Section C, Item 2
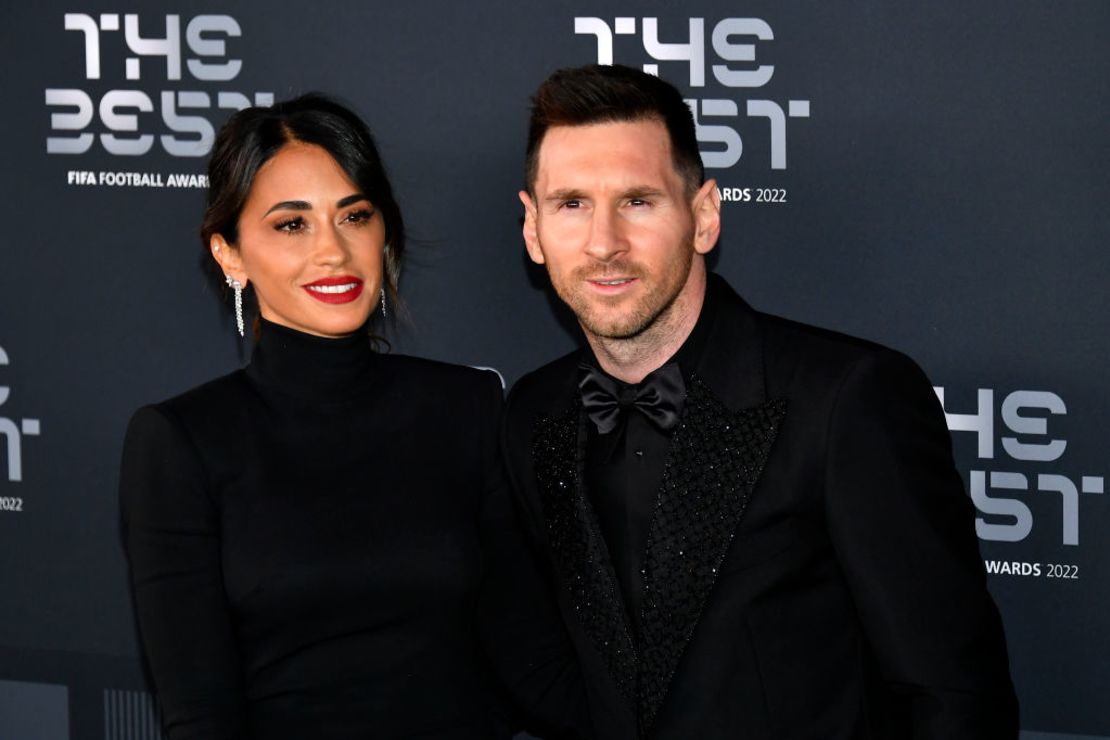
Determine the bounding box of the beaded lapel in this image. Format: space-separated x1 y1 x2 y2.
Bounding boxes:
532 401 640 706
637 377 786 731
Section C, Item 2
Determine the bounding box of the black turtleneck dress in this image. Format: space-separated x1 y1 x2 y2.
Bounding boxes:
120 321 581 740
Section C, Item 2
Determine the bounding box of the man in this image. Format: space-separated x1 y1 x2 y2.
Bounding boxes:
502 64 1018 739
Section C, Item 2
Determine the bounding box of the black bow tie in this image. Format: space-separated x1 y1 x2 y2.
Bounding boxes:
577 361 686 434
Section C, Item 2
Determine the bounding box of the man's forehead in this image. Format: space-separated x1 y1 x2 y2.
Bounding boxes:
534 118 679 189
538 117 671 152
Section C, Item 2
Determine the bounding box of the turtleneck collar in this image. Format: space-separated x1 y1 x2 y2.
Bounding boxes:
246 318 377 402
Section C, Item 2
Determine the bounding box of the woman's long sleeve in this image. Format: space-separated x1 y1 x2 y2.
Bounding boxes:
119 405 248 740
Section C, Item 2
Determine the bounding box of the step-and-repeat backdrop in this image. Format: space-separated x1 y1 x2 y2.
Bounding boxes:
1 2 1107 738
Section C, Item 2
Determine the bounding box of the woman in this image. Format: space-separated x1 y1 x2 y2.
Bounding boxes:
119 95 584 740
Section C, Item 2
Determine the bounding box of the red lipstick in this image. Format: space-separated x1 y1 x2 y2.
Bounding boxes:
302 276 365 304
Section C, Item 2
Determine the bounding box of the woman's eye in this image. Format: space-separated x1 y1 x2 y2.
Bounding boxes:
275 216 305 233
344 208 375 224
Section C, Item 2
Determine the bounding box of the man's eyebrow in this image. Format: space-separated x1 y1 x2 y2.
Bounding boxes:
543 189 587 203
621 187 667 200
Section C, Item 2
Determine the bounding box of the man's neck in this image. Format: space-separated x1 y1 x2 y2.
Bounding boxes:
585 267 707 384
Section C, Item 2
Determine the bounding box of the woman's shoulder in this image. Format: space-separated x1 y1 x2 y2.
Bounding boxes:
119 373 254 529
125 369 252 449
145 368 251 419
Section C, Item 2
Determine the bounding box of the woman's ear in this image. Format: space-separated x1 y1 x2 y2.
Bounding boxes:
210 234 248 287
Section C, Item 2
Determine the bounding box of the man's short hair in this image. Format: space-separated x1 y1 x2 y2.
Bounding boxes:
525 64 705 196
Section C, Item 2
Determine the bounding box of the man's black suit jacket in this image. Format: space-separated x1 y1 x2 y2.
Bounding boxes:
502 275 1017 739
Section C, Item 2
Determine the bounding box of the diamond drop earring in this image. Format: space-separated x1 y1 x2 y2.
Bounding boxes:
225 275 244 337
380 287 387 318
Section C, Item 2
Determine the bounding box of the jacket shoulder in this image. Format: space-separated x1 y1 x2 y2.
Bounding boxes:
759 305 921 366
760 311 889 362
708 274 925 395
506 350 581 419
754 310 934 404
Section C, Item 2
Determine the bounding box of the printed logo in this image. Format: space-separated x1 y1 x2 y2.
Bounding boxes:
574 16 811 175
46 13 273 159
0 345 41 513
936 387 1104 548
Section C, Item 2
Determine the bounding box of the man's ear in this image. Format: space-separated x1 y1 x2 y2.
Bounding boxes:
209 234 248 286
518 190 545 265
691 179 722 256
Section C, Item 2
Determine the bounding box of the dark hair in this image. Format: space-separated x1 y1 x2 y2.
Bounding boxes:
201 93 405 312
524 64 704 195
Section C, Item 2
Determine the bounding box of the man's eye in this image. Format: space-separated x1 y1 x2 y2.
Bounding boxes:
562 199 582 210
628 198 650 207
275 216 305 232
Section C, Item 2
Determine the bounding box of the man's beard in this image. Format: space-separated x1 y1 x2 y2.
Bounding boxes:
548 243 695 342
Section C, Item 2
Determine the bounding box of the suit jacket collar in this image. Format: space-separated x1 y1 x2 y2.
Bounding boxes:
530 273 786 735
692 272 768 411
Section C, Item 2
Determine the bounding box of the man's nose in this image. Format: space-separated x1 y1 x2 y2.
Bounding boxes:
583 206 628 262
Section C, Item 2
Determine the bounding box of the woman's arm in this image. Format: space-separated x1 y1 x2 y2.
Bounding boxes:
119 405 248 740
